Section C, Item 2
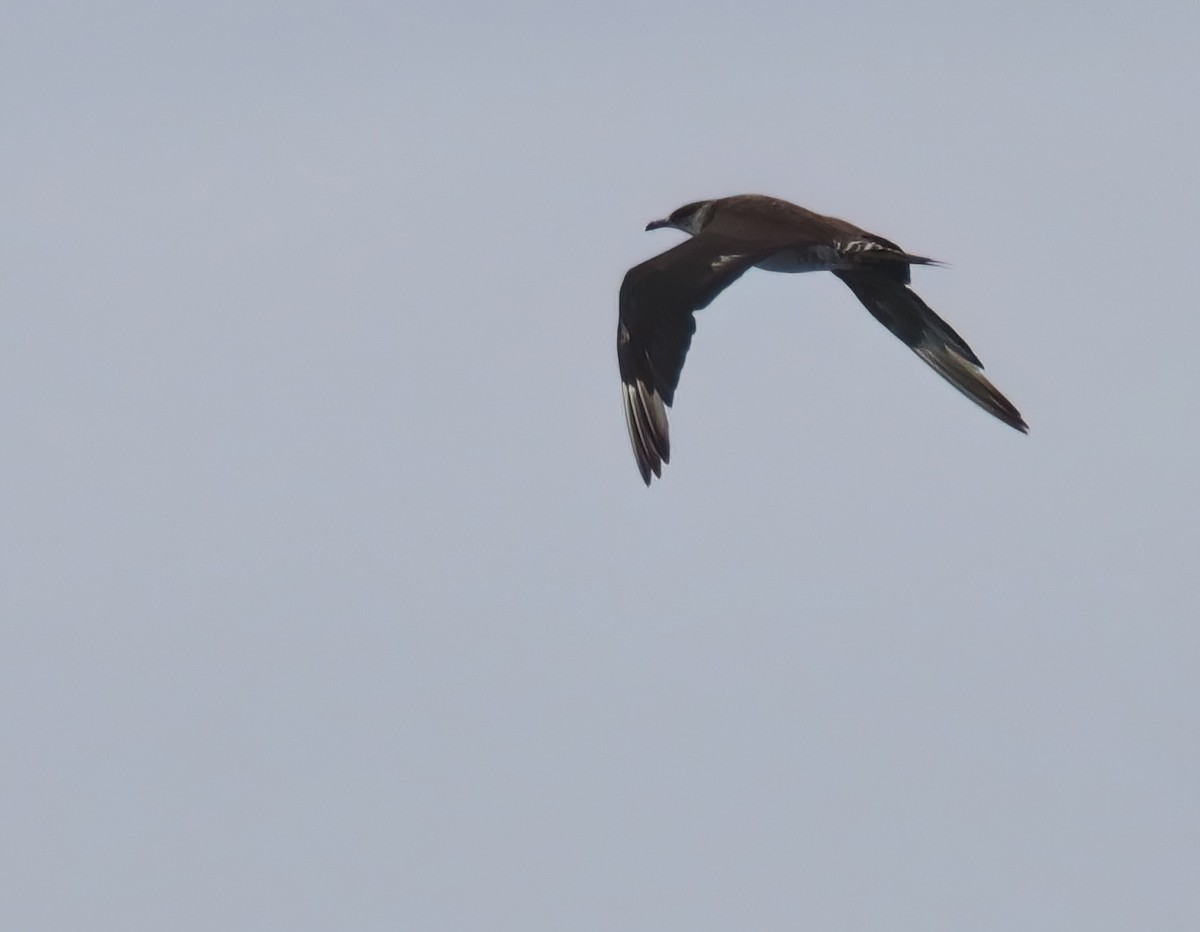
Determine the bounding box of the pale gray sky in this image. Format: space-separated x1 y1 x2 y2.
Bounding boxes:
4 2 1199 929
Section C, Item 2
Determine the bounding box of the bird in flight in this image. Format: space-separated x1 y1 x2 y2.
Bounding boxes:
617 194 1027 485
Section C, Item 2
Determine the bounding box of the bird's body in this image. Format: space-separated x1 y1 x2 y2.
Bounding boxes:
617 194 1027 485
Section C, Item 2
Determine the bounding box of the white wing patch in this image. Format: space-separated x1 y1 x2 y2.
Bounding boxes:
622 377 671 482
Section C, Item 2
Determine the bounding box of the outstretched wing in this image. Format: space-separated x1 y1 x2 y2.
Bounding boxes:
618 236 772 485
834 268 1028 433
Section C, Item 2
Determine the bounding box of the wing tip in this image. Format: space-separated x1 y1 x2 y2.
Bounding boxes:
914 343 1029 436
623 379 671 486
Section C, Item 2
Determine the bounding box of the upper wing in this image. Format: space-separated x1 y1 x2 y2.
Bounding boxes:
833 268 1028 432
618 236 772 485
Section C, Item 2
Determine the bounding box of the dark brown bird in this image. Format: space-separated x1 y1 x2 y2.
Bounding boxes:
618 194 1027 484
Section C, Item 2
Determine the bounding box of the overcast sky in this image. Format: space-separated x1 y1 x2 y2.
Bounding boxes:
4 2 1199 930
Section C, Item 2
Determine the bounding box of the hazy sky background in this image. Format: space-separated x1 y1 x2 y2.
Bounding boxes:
4 2 1199 929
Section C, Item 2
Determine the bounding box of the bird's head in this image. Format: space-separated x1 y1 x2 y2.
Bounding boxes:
645 200 715 236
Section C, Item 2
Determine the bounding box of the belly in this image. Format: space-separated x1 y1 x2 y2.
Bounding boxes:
754 245 841 273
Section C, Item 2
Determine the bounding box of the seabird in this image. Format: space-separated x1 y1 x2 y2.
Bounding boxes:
617 194 1027 484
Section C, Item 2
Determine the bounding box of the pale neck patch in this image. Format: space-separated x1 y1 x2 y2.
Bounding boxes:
685 201 715 235
672 201 715 236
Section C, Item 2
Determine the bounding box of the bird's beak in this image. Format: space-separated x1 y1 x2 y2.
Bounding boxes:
645 218 670 232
